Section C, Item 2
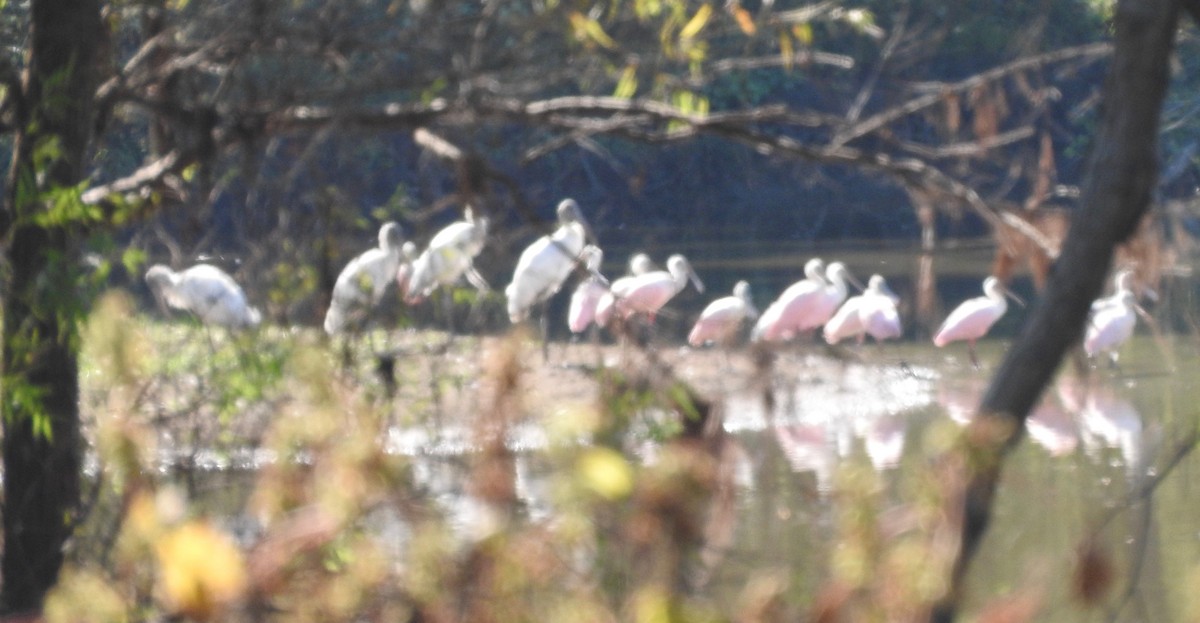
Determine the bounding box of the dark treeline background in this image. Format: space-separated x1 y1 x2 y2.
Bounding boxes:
1 0 1197 327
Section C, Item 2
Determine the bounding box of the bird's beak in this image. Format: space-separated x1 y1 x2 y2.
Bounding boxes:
1003 286 1026 308
572 211 598 247
846 271 865 292
689 267 705 294
878 281 900 304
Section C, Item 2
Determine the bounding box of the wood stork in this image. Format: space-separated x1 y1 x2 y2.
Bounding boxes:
505 198 593 323
324 221 406 336
145 263 262 329
404 207 490 304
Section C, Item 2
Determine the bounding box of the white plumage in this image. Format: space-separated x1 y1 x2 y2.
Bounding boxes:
145 263 262 329
404 208 490 304
1084 270 1140 362
324 221 406 335
506 198 592 323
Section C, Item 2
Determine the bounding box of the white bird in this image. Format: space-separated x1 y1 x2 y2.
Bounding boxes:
751 258 827 342
1085 284 1139 365
933 276 1023 368
594 252 655 328
567 245 608 334
505 198 593 323
688 280 758 347
823 274 901 345
324 221 406 335
145 263 262 329
404 208 490 304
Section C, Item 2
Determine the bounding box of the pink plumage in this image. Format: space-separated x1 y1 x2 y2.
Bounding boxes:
688 281 756 346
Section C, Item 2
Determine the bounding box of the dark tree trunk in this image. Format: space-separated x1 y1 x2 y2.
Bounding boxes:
1 0 104 613
930 0 1181 620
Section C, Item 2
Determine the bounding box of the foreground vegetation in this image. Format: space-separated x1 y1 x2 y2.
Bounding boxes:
55 291 981 621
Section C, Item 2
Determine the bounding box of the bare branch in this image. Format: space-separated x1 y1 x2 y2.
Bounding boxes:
81 150 189 205
834 42 1112 148
929 3 1180 621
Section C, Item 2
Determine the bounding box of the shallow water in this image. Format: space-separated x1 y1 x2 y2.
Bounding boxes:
125 240 1200 618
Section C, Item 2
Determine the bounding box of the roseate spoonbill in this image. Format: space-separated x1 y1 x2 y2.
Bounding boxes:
594 252 655 328
1084 289 1138 365
505 198 594 324
1084 268 1156 366
688 280 758 347
605 253 704 322
823 274 901 345
567 245 608 334
807 262 863 331
751 258 826 342
394 241 419 297
145 263 262 329
933 276 1024 368
404 207 490 304
324 221 406 335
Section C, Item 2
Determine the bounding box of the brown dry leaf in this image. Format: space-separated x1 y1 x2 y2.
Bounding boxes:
943 91 962 135
970 84 999 144
732 5 756 35
1073 540 1115 606
1026 131 1056 210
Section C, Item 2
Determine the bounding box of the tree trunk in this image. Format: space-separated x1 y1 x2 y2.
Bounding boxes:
1 0 104 613
930 0 1180 620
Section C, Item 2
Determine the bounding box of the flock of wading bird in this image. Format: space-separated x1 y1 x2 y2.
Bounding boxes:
143 199 1154 370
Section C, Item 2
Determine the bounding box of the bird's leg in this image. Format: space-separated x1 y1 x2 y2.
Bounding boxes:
441 288 457 335
464 266 492 293
968 341 981 370
540 301 551 363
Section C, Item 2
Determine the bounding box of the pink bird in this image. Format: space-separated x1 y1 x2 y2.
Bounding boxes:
806 262 861 331
594 253 654 328
933 276 1024 368
606 253 704 322
823 274 901 345
688 280 758 347
753 259 861 342
751 258 826 342
567 245 607 334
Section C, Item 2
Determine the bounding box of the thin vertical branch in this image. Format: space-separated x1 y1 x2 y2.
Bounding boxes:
930 0 1182 620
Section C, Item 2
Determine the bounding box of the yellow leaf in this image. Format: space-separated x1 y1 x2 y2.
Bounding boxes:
614 65 639 99
577 447 633 500
679 3 713 40
570 11 617 49
733 6 756 35
779 31 795 71
156 521 247 620
792 22 813 46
